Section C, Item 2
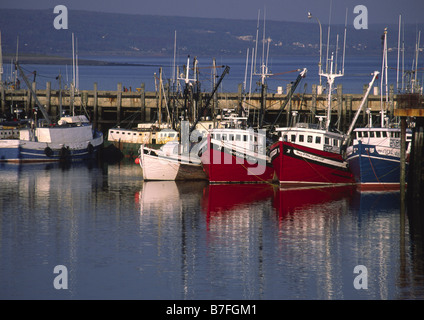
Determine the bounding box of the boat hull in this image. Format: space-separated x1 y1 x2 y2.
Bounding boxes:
270 141 355 186
200 137 275 183
140 151 207 181
0 131 103 163
346 141 408 190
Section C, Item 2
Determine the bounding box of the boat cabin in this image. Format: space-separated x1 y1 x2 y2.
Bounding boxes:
276 123 346 154
352 127 412 149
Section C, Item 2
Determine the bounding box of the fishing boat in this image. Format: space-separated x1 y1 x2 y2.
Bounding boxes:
346 127 412 189
105 123 178 159
198 113 275 183
0 115 103 163
345 29 413 190
138 140 207 181
269 57 378 186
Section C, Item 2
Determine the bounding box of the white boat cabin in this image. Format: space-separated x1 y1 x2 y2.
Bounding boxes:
276 123 346 154
210 128 266 154
352 127 412 149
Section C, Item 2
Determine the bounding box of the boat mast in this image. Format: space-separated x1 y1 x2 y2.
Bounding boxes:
320 53 343 131
380 28 388 127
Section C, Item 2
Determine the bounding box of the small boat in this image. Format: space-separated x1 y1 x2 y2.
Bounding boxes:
0 115 103 163
138 140 207 181
346 126 412 189
0 62 103 163
105 123 178 159
198 114 275 183
269 57 378 187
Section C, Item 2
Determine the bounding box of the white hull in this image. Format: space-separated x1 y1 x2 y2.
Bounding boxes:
140 144 207 181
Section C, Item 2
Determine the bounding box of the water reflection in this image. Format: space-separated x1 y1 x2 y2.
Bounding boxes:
1 162 424 299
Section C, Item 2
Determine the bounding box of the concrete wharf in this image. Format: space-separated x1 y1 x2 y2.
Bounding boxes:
1 81 401 133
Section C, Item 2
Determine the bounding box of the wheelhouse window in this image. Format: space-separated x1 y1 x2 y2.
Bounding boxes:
299 135 304 142
291 134 296 142
325 137 330 145
315 136 321 144
307 135 313 143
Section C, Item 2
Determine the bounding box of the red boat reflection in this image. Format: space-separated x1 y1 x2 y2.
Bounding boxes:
202 183 274 217
273 184 357 220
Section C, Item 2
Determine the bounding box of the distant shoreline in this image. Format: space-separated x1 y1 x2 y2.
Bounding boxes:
2 54 162 67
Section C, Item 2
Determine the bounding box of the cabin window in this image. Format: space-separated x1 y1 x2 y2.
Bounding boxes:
110 131 114 133
282 134 288 142
382 131 387 138
291 134 296 142
333 139 338 147
222 134 227 140
236 134 241 141
299 135 304 142
315 136 321 144
394 132 400 138
357 132 362 138
254 136 258 142
375 131 381 138
307 135 313 143
216 134 221 140
369 131 375 138
243 135 248 142
325 137 330 145
363 132 368 137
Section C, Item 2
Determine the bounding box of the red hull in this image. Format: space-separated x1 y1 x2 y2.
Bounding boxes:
200 137 275 183
270 141 354 185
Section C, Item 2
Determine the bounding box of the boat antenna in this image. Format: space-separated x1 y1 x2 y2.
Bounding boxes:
342 8 347 75
325 0 333 73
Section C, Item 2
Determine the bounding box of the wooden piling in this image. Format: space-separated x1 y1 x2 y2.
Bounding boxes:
311 84 317 123
140 83 146 122
46 81 51 114
93 82 98 129
117 82 122 124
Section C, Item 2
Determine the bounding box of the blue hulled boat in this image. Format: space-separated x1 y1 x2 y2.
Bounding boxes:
346 127 412 189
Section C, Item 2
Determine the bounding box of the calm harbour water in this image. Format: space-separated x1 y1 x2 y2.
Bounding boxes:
1 160 423 300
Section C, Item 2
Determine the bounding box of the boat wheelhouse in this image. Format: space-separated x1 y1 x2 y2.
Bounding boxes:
198 115 275 183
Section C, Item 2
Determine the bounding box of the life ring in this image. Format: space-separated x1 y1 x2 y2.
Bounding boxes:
87 143 94 154
44 147 53 157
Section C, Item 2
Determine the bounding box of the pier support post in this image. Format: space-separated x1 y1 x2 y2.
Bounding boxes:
286 83 292 126
93 82 98 130
311 84 317 123
46 81 51 114
407 118 424 235
400 117 407 207
346 95 353 129
362 84 369 126
140 83 146 122
117 82 122 124
389 84 394 117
